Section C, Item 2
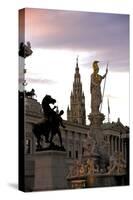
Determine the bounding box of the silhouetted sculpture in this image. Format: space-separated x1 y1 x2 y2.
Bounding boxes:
19 42 33 58
90 61 108 113
25 89 36 98
33 95 65 151
41 95 57 143
42 95 56 119
49 110 66 147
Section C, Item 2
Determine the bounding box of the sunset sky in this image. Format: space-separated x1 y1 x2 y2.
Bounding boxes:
19 8 129 125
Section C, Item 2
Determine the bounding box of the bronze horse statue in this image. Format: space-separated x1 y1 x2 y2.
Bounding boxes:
33 95 65 150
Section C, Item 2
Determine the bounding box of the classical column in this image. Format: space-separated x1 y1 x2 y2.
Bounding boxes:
32 123 37 154
110 136 112 155
115 137 117 152
118 136 120 153
111 136 113 154
124 141 127 161
107 135 110 155
117 137 119 152
112 136 114 155
123 141 125 160
121 138 124 158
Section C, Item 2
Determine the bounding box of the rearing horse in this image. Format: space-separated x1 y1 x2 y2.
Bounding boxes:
33 95 65 150
33 95 57 149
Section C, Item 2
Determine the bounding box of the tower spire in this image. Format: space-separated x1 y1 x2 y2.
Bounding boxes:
76 56 79 72
67 57 86 125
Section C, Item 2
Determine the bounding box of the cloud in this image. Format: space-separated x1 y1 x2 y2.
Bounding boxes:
27 78 56 84
19 77 56 85
104 94 119 99
22 8 129 72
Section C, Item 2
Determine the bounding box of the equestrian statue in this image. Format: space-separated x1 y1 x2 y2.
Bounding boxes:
33 95 66 151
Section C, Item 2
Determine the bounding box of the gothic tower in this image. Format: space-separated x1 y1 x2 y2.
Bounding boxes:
67 57 86 125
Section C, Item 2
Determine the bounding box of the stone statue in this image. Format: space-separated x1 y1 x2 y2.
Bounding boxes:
90 61 108 113
67 160 85 178
107 152 126 175
49 110 66 147
83 133 97 156
19 42 33 58
87 158 95 175
25 89 36 98
79 164 85 176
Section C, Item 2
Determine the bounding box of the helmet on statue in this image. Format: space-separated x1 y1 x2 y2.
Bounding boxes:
92 60 99 71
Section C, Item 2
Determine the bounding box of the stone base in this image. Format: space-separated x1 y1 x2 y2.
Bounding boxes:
87 174 128 188
68 174 128 189
87 112 109 170
88 112 105 145
24 157 35 192
82 153 100 164
88 112 105 127
25 151 67 191
34 151 67 191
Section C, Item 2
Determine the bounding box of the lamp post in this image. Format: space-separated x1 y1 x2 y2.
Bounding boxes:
19 41 33 88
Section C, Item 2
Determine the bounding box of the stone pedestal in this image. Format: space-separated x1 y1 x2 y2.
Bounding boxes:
67 173 127 189
88 112 105 145
86 112 109 172
86 174 127 188
88 112 105 127
33 150 67 191
24 156 35 192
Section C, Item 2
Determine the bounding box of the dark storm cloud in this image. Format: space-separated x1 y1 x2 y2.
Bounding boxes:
24 8 129 72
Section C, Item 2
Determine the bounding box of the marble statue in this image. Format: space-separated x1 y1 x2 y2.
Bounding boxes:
90 61 108 113
107 152 126 175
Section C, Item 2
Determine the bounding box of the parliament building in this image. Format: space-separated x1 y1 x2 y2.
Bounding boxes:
23 59 129 190
25 59 129 163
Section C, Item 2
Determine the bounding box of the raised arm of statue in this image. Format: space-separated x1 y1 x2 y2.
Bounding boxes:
102 68 108 79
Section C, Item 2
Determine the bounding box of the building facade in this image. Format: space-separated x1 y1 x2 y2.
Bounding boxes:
23 59 129 190
25 97 89 161
24 58 129 164
25 98 129 166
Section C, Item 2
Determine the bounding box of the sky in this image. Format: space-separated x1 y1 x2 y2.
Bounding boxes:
19 8 129 125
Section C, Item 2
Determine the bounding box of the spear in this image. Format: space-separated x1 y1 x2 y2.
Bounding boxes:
100 62 109 112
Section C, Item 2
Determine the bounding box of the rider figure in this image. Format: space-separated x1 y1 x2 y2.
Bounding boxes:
49 110 66 147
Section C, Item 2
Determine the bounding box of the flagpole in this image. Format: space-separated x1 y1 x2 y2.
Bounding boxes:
107 98 110 123
108 108 109 123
